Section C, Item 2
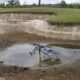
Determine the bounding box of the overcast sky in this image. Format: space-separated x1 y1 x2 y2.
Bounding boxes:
20 0 80 4
1 0 80 4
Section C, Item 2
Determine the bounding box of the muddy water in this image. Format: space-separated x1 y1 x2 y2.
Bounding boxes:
0 43 80 69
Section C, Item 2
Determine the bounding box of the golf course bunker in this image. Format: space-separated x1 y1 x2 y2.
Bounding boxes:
0 13 80 40
0 43 80 69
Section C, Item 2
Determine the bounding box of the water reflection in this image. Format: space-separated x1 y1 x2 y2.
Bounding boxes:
0 43 80 68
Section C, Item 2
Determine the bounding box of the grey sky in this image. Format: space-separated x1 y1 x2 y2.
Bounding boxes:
1 0 80 4
20 0 80 4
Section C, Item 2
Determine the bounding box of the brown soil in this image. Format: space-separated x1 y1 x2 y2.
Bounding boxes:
0 61 80 80
0 32 80 49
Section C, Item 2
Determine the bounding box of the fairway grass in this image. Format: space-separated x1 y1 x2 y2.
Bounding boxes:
0 7 80 25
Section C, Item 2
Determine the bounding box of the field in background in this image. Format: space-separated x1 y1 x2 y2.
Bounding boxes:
0 7 80 25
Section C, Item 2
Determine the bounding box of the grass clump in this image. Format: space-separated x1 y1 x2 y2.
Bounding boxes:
0 7 80 25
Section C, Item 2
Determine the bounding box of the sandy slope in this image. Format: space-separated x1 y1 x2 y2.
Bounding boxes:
0 19 80 40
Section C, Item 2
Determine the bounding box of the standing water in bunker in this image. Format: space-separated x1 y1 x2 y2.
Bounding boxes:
0 43 80 69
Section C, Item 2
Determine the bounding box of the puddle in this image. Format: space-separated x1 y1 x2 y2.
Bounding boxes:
0 43 80 69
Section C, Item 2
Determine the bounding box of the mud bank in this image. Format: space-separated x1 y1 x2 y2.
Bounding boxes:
0 32 80 49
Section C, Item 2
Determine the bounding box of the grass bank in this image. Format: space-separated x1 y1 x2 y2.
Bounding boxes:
0 7 80 25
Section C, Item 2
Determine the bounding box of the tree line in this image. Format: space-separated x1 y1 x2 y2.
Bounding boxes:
0 0 80 8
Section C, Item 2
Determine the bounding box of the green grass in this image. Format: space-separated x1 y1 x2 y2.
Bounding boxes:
0 7 80 25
